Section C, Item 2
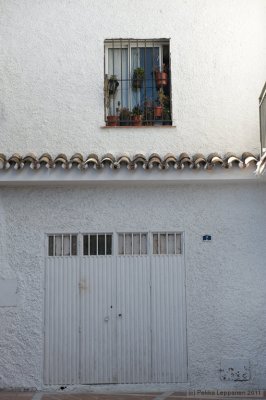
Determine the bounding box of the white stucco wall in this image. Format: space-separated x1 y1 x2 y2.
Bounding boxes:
0 182 265 390
0 0 266 156
0 0 266 391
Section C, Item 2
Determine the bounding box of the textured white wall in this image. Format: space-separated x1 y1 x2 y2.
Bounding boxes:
0 0 265 156
0 182 265 389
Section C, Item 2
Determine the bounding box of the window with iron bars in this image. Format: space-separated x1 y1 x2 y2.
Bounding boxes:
104 39 171 127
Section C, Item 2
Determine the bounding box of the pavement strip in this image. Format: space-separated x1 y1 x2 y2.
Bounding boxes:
31 392 174 400
153 392 174 400
32 394 43 400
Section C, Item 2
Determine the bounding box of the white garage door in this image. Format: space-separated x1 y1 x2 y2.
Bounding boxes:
44 232 187 385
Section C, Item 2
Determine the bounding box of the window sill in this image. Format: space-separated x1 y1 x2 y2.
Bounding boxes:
101 125 176 129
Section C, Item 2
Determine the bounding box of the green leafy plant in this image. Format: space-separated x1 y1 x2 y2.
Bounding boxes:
132 105 142 115
158 88 168 107
119 108 132 126
132 67 145 89
108 75 119 95
142 100 154 125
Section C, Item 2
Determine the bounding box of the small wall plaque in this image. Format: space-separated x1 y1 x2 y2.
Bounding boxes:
203 235 212 241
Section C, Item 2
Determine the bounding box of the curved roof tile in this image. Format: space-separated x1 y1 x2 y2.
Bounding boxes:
39 153 54 168
83 153 100 169
101 153 116 168
224 152 243 168
115 155 132 169
148 153 162 169
132 154 148 170
0 152 260 172
193 154 207 169
163 153 179 170
179 153 193 169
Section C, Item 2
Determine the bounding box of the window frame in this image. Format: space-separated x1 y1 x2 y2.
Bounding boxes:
47 233 78 257
117 231 149 256
152 232 182 255
82 233 113 256
104 38 171 126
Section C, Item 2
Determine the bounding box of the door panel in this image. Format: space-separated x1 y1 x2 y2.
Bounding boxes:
116 256 151 383
44 257 80 384
80 256 116 384
151 255 187 383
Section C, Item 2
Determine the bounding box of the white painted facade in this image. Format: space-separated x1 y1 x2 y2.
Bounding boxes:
0 0 265 155
0 0 266 391
0 183 266 390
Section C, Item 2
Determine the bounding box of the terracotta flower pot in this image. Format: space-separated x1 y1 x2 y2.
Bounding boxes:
132 115 142 126
154 106 163 118
107 115 119 126
132 77 143 89
156 72 168 87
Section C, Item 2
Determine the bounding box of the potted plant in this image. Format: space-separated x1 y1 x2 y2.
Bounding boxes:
132 105 143 126
107 114 119 126
104 76 119 126
163 108 172 125
155 64 168 87
132 67 145 89
119 108 132 126
154 88 168 118
108 75 119 95
154 103 163 118
143 100 154 125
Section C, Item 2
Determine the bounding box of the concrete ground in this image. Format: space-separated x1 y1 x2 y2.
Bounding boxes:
0 392 266 400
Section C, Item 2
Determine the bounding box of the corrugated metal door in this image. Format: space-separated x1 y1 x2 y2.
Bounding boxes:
44 256 80 384
44 232 187 385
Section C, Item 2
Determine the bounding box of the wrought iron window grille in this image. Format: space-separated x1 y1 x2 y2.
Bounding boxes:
104 39 172 127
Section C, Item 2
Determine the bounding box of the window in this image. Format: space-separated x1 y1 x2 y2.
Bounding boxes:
83 234 112 256
153 232 181 255
48 234 77 256
118 233 147 255
104 39 171 127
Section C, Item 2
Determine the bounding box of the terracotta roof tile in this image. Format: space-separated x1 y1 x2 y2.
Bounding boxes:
163 153 179 169
193 153 207 169
101 153 116 168
115 155 132 169
207 153 224 167
132 154 148 170
83 153 100 169
223 152 243 168
148 153 162 169
39 153 54 168
0 152 260 172
242 152 258 167
179 153 193 169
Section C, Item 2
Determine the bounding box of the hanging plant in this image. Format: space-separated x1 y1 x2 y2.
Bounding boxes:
108 75 119 95
155 64 168 87
132 67 145 89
